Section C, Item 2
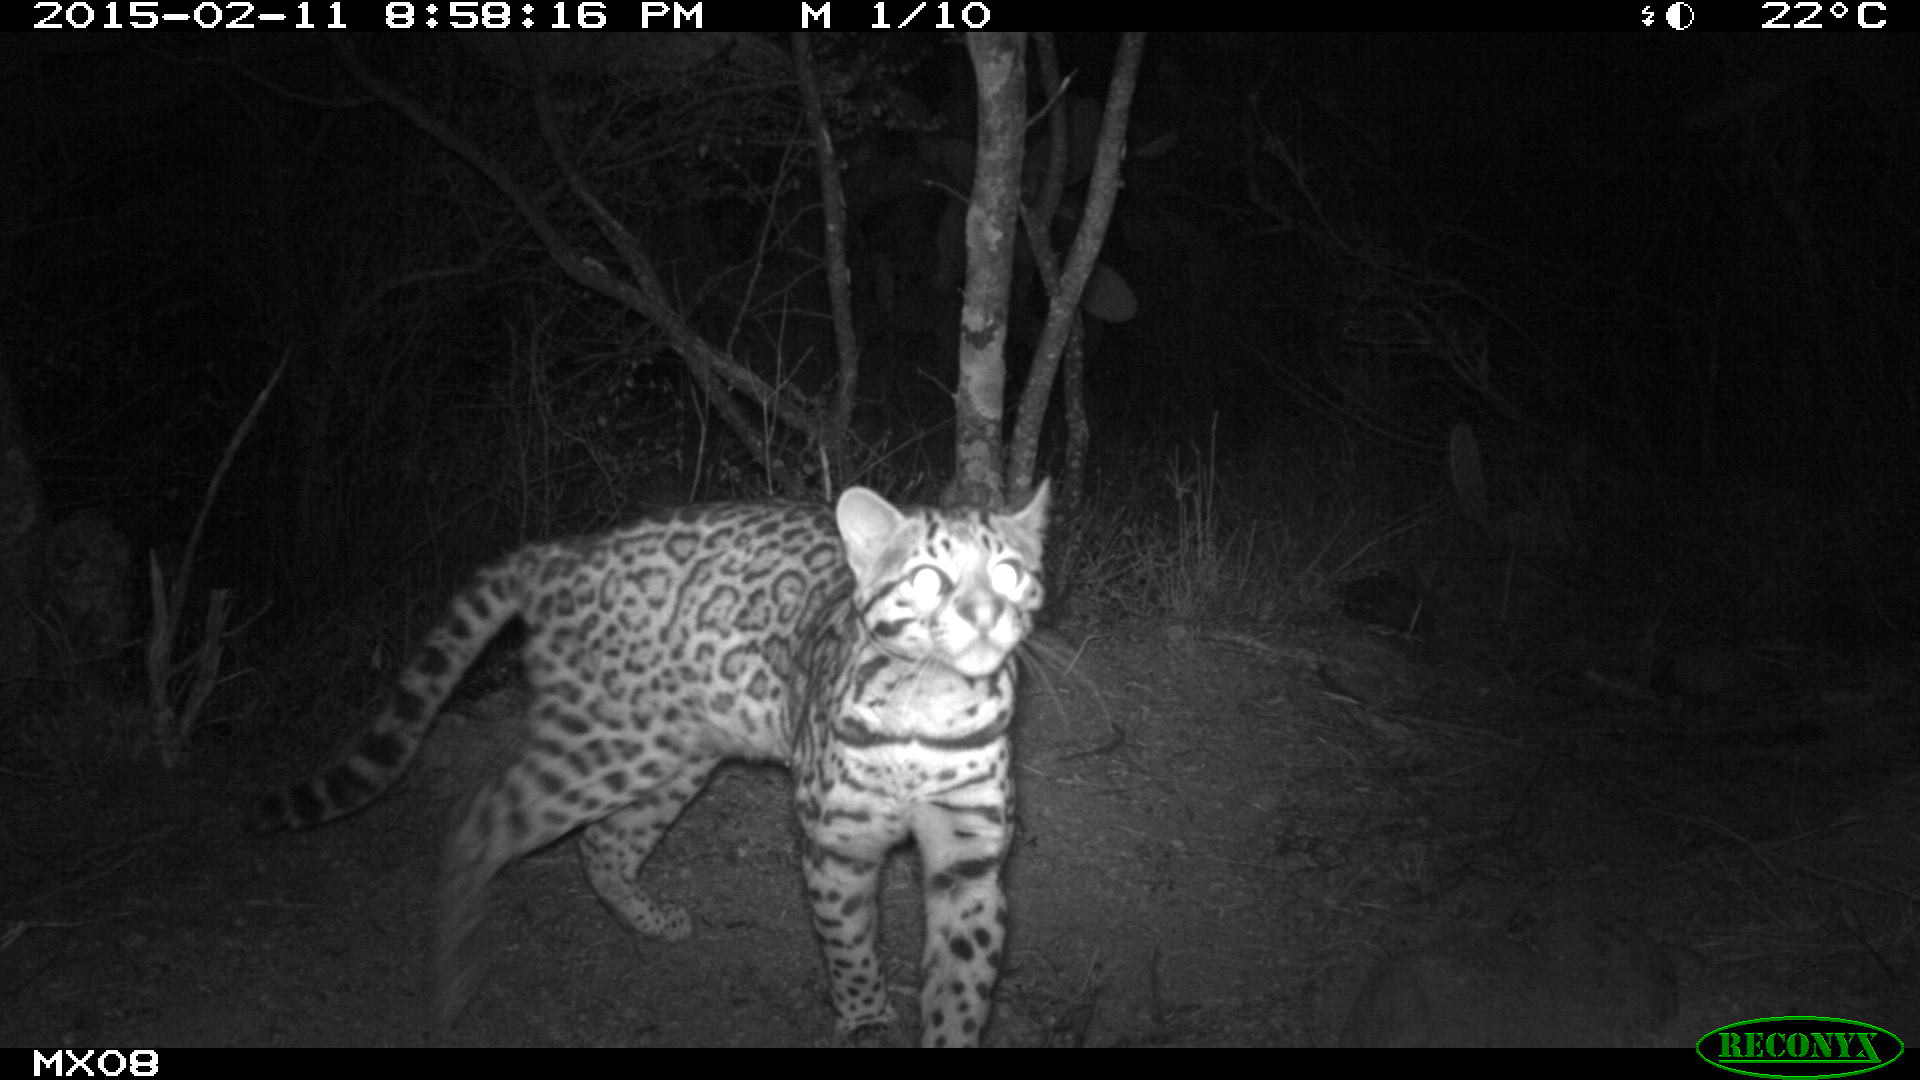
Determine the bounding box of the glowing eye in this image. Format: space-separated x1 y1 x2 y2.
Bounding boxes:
989 559 1023 596
908 566 947 602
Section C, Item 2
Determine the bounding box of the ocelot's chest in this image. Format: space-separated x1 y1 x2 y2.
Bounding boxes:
831 736 1009 799
799 734 1012 859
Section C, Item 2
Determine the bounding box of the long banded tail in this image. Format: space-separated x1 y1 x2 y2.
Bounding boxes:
256 560 527 831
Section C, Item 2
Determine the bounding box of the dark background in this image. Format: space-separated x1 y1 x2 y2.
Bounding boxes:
3 29 1917 1050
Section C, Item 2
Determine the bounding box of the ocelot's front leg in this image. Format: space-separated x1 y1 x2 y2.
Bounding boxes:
801 839 897 1039
914 808 1010 1047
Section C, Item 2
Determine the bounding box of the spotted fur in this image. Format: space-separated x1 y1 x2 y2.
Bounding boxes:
260 483 1049 1046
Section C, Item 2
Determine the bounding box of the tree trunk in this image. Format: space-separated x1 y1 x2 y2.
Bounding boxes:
950 32 1027 506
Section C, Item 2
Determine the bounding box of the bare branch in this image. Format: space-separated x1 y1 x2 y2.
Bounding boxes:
1006 33 1144 492
792 33 862 494
329 34 820 493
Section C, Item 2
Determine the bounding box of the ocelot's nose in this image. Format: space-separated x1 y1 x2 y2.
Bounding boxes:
955 589 1003 629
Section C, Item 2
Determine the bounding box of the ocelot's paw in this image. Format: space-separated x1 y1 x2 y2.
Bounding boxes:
831 1013 909 1047
652 905 693 940
606 899 692 940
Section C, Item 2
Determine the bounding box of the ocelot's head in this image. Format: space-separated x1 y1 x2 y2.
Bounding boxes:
836 482 1049 678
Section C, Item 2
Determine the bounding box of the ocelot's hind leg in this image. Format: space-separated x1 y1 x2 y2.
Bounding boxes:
434 728 706 1027
435 764 591 1030
578 758 716 941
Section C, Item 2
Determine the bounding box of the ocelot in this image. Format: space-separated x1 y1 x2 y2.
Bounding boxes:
259 482 1049 1046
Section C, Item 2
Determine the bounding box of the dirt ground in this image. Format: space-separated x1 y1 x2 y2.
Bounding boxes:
4 620 1917 1048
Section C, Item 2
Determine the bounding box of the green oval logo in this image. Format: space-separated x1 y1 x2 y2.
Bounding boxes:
1698 1017 1904 1079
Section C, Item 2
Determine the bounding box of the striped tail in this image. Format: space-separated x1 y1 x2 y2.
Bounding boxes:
256 560 527 831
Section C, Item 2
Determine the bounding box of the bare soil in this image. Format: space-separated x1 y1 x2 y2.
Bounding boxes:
4 621 1916 1047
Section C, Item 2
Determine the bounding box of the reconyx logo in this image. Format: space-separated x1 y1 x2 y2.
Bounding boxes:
1697 1017 1903 1079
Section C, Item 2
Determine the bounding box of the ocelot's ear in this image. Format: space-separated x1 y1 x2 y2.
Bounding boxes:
999 478 1050 551
836 486 907 579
